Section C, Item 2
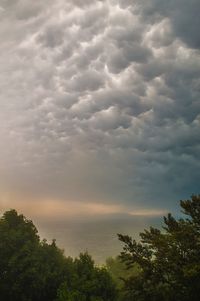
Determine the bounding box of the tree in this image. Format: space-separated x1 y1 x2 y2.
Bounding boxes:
0 209 117 301
106 256 140 301
118 195 200 301
106 256 140 289
57 252 117 301
0 209 72 301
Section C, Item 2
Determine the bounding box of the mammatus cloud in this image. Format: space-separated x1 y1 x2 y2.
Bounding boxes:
0 0 199 216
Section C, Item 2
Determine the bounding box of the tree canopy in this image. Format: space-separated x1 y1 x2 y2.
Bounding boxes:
118 194 200 301
57 252 117 301
0 209 116 301
1 194 200 301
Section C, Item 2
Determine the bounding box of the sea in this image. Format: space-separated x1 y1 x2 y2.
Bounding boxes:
36 214 163 264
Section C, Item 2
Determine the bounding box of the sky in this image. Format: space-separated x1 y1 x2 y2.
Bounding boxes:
0 0 200 224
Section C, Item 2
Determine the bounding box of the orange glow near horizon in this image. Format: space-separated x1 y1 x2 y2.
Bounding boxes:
0 195 166 220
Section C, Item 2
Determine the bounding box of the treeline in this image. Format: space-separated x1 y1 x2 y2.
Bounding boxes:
0 209 116 301
1 195 200 301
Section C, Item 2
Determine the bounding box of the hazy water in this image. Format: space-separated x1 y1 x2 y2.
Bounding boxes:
37 215 163 263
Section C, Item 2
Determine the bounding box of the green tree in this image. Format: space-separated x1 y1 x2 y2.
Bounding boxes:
0 209 117 301
0 209 72 301
106 256 140 289
57 252 117 301
118 195 200 301
106 256 140 301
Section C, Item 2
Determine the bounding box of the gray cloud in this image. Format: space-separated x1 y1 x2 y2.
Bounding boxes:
0 0 199 215
134 0 200 49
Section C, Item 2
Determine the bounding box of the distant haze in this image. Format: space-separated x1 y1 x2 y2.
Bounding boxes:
36 214 163 263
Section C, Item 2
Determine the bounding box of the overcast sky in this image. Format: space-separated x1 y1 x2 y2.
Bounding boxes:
0 0 200 220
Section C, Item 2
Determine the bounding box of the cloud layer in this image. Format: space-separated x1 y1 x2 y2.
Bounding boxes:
0 0 200 215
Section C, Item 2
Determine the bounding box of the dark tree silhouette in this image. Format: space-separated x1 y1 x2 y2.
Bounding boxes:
118 195 200 301
0 209 116 301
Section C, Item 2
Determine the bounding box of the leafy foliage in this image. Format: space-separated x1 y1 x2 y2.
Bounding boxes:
1 195 199 301
0 209 116 301
106 256 140 288
118 195 200 301
57 252 117 301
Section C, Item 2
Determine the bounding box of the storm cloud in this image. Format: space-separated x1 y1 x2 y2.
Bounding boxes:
0 0 199 217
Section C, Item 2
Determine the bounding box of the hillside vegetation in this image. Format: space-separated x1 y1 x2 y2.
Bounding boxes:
0 195 200 301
